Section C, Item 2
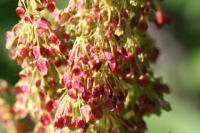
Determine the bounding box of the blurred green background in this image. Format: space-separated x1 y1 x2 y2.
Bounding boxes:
0 0 200 133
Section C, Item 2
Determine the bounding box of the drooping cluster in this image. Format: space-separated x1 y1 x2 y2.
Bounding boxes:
0 0 170 133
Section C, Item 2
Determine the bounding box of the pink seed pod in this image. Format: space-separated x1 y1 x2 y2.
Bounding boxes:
36 59 48 75
104 52 114 61
76 0 84 10
155 10 166 26
5 31 14 49
80 105 92 122
35 18 49 30
33 46 40 59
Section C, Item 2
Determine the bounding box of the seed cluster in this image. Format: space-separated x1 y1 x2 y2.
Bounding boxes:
0 0 170 133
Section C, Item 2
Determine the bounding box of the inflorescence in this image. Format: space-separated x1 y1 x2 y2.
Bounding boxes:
0 0 170 133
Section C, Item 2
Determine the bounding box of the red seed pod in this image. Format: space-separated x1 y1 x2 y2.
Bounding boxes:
45 100 54 112
100 85 111 96
47 3 55 12
63 115 72 126
104 98 115 110
75 118 86 129
50 34 59 44
92 87 101 98
138 18 148 32
68 89 78 100
82 91 91 102
134 46 142 55
121 9 129 19
55 59 63 67
130 17 137 28
59 44 69 54
19 47 29 58
54 116 65 129
35 80 41 87
45 48 57 57
117 47 133 61
150 47 160 62
39 91 46 101
155 83 170 94
92 106 103 119
138 75 149 86
89 60 102 71
63 33 70 42
72 66 81 76
16 6 25 18
24 14 33 23
40 112 52 126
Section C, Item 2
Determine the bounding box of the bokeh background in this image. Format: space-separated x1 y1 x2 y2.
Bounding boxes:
0 0 200 133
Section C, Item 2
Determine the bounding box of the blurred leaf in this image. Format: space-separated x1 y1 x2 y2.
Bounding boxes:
56 0 68 9
0 1 20 85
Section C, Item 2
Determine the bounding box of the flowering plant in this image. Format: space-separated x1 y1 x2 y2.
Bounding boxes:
0 0 170 133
